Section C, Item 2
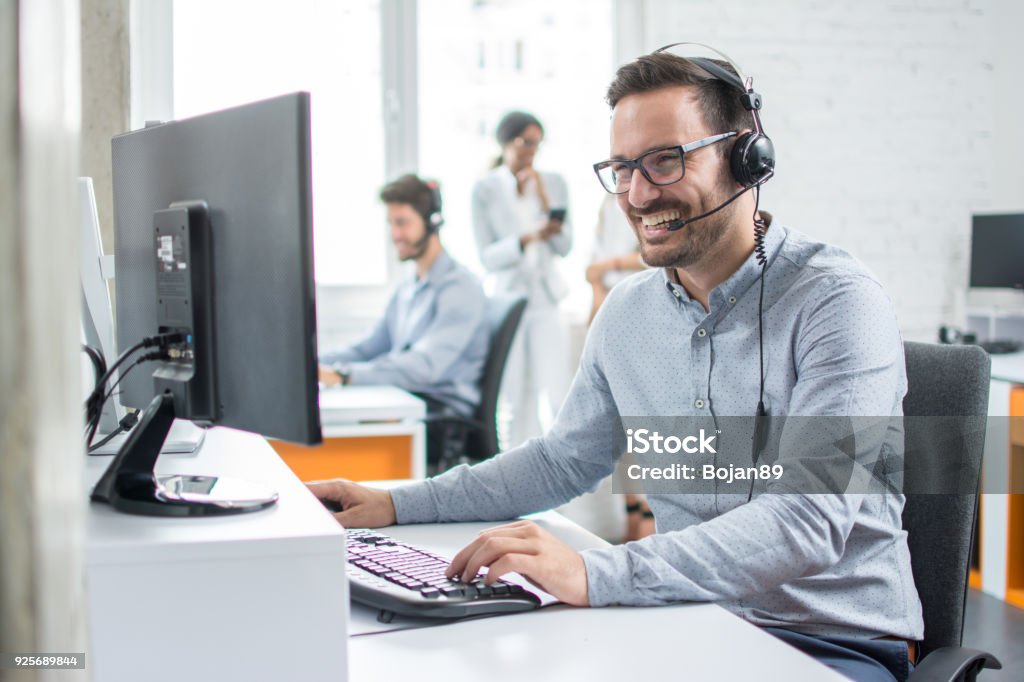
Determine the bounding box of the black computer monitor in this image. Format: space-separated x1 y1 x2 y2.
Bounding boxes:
93 92 322 516
969 213 1024 290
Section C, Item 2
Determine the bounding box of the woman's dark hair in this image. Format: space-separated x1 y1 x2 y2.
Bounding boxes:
493 110 544 167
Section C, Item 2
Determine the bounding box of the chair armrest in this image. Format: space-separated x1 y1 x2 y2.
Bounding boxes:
908 646 1001 682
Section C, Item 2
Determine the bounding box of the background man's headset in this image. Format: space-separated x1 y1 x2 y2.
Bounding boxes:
652 43 776 494
408 178 444 257
422 179 444 234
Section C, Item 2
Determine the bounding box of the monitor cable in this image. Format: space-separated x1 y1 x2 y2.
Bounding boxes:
83 332 183 449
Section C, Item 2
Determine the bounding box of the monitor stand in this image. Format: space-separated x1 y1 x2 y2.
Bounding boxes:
91 391 278 516
88 418 206 457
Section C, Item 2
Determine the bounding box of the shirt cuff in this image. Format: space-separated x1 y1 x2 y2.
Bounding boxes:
580 544 636 607
390 481 441 524
345 361 380 386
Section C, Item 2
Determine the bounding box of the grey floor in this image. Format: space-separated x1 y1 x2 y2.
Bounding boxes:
961 588 1024 680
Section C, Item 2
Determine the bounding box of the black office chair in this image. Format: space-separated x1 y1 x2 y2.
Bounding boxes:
426 295 527 475
902 342 1001 681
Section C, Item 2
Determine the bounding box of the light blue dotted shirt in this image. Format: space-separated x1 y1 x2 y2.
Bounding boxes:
321 250 488 416
391 222 925 640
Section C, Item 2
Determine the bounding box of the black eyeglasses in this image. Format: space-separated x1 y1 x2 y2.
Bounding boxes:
592 132 736 194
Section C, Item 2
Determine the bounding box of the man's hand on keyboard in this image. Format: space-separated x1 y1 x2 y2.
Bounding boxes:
445 520 589 607
305 479 396 527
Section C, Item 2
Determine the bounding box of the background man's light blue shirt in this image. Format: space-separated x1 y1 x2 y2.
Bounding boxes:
390 223 925 640
321 250 488 416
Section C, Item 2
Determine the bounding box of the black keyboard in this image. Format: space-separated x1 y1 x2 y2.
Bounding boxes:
346 529 542 619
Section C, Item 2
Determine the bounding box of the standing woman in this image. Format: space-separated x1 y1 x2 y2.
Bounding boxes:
472 111 572 448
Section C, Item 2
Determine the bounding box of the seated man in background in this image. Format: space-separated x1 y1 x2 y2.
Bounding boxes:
319 174 489 466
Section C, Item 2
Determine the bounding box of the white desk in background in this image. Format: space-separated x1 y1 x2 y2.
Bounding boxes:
989 350 1024 383
85 429 348 682
979 351 1024 605
270 385 427 482
349 512 846 682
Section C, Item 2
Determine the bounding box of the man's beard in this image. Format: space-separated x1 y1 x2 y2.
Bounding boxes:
633 180 739 269
397 234 431 261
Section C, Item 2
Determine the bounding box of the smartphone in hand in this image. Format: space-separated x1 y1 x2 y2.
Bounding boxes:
548 208 567 223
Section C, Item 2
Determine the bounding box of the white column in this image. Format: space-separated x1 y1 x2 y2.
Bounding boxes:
0 0 89 679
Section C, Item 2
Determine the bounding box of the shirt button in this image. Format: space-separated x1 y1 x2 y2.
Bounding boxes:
694 399 705 409
697 328 707 337
728 296 737 304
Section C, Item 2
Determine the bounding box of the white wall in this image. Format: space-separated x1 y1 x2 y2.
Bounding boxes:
630 0 1004 341
991 0 1024 213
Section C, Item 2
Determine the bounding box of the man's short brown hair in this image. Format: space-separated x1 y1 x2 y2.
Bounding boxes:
379 174 435 222
606 52 755 139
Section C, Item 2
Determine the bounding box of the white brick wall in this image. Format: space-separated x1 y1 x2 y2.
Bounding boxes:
631 0 997 341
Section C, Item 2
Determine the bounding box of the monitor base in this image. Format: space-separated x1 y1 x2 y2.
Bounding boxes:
91 391 278 517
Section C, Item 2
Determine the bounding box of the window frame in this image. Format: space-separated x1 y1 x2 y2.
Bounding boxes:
129 0 419 295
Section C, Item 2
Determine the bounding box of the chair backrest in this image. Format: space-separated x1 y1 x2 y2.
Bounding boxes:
468 295 527 458
901 341 990 658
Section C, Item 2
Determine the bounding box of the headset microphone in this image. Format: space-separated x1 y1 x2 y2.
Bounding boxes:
663 182 764 232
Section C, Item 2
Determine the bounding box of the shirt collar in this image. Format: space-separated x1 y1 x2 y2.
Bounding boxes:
412 248 454 290
662 214 786 310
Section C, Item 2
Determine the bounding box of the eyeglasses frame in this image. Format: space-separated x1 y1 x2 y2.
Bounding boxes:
592 131 737 195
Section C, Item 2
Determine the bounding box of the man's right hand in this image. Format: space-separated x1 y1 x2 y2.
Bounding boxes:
305 478 397 528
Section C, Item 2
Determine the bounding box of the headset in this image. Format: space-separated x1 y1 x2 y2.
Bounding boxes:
402 178 444 259
651 42 776 228
653 43 775 498
422 179 444 234
661 50 776 188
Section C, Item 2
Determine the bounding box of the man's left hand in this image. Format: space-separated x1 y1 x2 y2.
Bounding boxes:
445 520 590 606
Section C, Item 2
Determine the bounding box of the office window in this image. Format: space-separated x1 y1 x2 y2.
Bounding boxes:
173 0 388 286
418 0 615 313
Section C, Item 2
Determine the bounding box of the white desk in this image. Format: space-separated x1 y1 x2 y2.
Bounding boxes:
980 351 1024 602
86 429 348 682
324 385 427 479
271 386 427 482
349 515 846 682
86 438 843 682
989 350 1024 383
320 384 426 426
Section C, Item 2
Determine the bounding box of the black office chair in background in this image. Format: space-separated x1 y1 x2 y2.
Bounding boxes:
426 295 527 475
902 342 1002 681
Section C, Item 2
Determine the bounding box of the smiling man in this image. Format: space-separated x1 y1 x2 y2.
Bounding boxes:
309 49 922 682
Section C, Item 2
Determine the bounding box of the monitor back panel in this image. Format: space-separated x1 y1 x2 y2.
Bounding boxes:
112 93 320 444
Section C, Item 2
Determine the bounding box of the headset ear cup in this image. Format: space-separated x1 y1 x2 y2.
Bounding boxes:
731 132 775 187
428 212 444 233
426 181 444 233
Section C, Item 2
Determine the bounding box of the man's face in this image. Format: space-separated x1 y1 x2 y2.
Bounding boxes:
387 203 428 261
610 86 739 269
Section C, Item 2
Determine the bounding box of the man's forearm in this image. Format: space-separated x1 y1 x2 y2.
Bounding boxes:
391 439 612 524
